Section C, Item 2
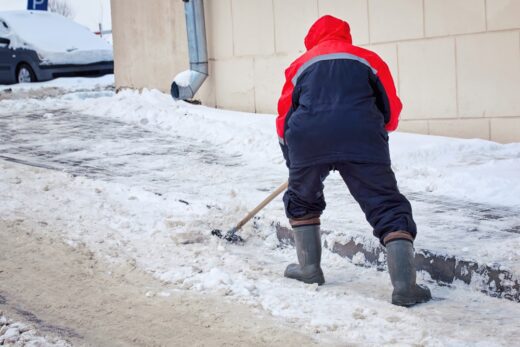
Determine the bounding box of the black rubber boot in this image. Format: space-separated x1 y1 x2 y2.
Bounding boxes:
284 225 325 285
386 239 432 307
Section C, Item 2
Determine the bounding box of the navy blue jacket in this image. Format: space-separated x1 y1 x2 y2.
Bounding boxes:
277 16 402 168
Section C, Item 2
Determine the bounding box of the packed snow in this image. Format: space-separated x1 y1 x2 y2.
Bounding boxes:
1 77 519 346
0 11 112 65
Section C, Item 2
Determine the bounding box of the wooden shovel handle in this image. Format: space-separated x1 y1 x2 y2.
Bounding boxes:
235 181 289 231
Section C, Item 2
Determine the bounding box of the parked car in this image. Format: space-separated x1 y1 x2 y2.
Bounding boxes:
0 10 113 84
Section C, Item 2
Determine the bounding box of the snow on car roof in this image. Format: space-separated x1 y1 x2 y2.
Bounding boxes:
0 10 112 65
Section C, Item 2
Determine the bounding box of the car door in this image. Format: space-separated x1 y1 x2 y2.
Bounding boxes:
0 37 13 83
0 20 14 83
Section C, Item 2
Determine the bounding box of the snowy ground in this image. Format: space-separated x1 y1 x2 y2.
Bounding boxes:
0 74 114 93
1 76 519 346
0 311 70 346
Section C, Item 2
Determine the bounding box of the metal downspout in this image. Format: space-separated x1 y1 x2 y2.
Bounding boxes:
171 0 208 100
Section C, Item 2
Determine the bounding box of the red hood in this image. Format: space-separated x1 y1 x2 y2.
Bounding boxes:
304 15 352 50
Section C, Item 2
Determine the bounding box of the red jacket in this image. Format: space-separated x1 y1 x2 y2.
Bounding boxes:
276 15 402 145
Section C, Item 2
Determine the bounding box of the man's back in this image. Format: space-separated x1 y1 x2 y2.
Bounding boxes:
277 15 402 168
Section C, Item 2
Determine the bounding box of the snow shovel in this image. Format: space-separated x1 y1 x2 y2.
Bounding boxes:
211 181 289 243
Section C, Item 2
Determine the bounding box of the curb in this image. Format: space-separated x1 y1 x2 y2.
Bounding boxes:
276 225 520 303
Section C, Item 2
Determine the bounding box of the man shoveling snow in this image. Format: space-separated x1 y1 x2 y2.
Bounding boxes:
277 15 431 307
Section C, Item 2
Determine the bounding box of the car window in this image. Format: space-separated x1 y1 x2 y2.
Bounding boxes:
0 20 9 36
0 37 9 48
0 20 10 48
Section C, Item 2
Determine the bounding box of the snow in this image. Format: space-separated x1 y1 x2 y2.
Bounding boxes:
173 70 196 87
0 312 70 346
390 134 520 207
1 80 519 345
66 89 520 208
0 73 113 91
0 10 112 65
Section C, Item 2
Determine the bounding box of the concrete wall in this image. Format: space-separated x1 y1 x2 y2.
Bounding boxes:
111 0 520 143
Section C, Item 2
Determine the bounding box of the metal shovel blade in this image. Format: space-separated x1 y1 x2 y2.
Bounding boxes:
211 228 244 243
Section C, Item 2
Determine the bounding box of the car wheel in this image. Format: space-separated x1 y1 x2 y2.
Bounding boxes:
17 64 36 83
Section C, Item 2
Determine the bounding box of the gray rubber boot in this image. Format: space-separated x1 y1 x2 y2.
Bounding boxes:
386 239 432 307
284 224 325 285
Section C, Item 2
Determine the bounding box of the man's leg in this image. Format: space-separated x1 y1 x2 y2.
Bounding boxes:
337 162 431 306
283 164 330 285
335 162 415 243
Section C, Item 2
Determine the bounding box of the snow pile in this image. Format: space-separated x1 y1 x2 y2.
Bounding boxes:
0 11 112 65
0 311 70 346
391 134 520 207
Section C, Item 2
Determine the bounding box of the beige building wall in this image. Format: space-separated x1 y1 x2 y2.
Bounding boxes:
111 0 520 143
